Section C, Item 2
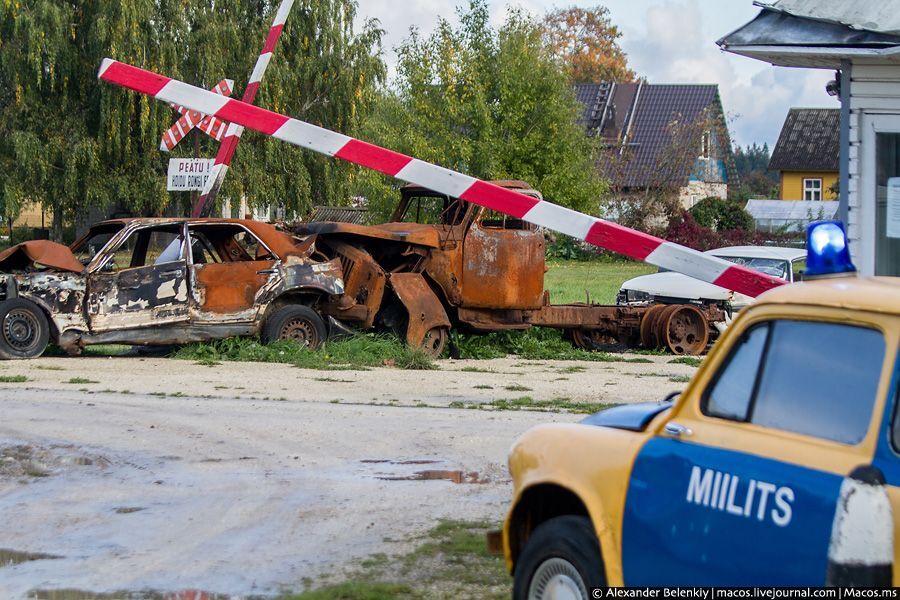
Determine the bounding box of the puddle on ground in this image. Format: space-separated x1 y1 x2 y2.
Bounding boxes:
0 548 62 567
114 506 146 514
377 469 489 484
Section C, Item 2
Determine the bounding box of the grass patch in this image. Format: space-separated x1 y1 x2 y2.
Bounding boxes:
669 356 702 367
454 327 653 363
287 520 507 600
503 383 531 392
544 259 655 304
669 375 692 383
482 395 615 414
459 366 495 373
0 375 27 383
173 334 436 371
65 377 99 384
473 384 493 390
34 365 65 371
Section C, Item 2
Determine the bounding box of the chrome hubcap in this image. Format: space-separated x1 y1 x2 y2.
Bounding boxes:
529 557 588 600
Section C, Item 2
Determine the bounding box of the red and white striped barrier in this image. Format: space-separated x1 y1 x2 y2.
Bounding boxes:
160 79 233 152
97 58 786 298
192 0 295 217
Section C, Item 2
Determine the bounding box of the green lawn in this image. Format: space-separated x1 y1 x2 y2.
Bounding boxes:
544 259 656 305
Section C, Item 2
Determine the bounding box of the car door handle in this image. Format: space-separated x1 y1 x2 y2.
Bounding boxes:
664 422 692 438
257 268 278 275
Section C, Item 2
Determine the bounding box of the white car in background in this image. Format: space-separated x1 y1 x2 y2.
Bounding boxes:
617 246 807 314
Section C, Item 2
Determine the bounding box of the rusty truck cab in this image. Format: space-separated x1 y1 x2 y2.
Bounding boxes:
392 181 546 326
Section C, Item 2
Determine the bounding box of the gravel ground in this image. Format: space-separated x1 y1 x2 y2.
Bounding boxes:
0 354 694 598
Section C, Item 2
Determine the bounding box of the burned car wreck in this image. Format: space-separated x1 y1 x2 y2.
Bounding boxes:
0 218 344 359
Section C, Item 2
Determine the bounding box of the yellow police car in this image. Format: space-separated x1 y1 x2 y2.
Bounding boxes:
503 222 898 595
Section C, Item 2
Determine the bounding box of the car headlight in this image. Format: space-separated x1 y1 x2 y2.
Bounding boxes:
623 289 651 304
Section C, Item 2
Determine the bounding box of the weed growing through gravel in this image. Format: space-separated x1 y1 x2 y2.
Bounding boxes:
0 375 27 383
669 375 692 383
174 335 436 371
503 383 532 392
450 396 615 415
288 520 508 599
669 356 702 367
65 377 99 384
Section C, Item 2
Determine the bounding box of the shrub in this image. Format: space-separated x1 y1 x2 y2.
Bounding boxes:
690 197 754 232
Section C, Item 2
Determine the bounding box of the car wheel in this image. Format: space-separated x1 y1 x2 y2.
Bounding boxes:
513 515 605 600
261 305 326 350
420 326 448 358
0 298 51 360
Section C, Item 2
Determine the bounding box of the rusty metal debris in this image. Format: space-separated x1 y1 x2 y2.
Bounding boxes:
0 218 344 359
296 181 725 356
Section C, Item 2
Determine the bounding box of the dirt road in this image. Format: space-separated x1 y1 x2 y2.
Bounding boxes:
0 355 693 597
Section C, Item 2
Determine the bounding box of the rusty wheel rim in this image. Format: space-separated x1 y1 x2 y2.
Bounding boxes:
570 329 614 351
662 305 708 356
3 308 40 352
281 317 319 348
421 327 448 358
639 304 668 349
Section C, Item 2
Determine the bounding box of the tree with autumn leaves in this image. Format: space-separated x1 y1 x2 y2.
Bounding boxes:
543 5 635 83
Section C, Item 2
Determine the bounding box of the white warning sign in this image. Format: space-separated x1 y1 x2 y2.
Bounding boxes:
167 158 214 191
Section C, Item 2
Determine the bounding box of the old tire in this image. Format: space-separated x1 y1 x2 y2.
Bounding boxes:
0 298 50 359
513 515 605 600
420 326 448 358
261 305 326 350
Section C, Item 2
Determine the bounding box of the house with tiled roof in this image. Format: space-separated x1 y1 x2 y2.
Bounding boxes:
575 81 737 209
768 108 839 201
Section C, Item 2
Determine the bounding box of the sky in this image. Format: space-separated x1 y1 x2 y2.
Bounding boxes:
354 0 838 149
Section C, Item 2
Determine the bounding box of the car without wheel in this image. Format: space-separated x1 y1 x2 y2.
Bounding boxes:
504 222 899 594
0 218 344 359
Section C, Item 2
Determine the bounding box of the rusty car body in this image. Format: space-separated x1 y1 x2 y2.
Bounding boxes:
297 181 725 356
0 218 343 359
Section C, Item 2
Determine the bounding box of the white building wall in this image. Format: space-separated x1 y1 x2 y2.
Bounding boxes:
847 62 900 274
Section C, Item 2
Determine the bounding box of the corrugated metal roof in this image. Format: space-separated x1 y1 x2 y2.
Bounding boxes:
308 206 369 225
768 108 840 172
759 0 900 36
745 198 838 232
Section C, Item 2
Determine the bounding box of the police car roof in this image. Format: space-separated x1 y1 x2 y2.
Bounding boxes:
757 276 900 316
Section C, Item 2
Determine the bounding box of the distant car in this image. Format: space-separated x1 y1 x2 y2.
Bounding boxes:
0 218 344 359
502 223 898 593
617 246 807 313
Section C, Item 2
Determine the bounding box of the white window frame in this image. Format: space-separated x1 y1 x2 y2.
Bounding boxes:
803 178 822 201
700 130 711 159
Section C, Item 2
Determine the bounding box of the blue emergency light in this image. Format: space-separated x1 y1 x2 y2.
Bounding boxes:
804 220 856 278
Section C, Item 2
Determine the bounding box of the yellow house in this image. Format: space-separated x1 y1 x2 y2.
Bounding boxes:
769 108 839 201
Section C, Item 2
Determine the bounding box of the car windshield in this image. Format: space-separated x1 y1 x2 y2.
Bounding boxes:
716 256 789 279
70 224 125 266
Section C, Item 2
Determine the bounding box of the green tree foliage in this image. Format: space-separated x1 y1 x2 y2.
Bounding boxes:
0 0 383 238
689 196 754 232
729 142 778 200
357 1 607 220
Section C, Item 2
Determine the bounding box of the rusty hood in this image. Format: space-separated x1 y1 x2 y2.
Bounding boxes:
0 240 85 273
296 222 440 248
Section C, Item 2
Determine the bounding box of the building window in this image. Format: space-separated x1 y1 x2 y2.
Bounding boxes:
701 131 710 159
803 178 822 201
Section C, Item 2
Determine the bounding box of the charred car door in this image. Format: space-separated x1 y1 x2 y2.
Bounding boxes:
186 223 278 323
461 209 545 310
86 224 190 332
